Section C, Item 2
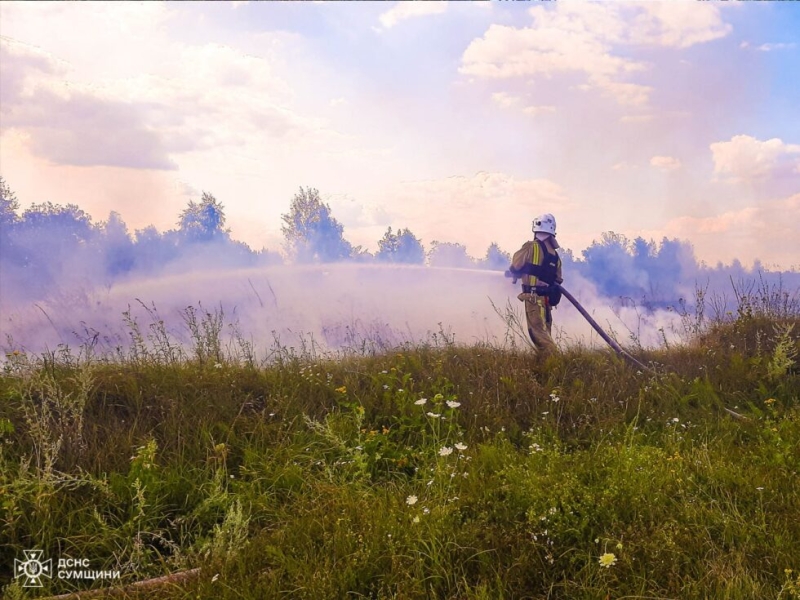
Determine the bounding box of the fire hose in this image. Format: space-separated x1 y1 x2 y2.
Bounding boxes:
553 283 651 372
505 273 746 419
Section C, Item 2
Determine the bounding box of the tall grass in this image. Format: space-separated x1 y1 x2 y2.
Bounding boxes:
1 283 799 599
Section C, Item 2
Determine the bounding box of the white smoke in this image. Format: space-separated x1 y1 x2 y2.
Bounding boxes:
1 262 695 359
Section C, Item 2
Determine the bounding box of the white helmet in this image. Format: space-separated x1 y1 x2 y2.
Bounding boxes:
532 213 556 236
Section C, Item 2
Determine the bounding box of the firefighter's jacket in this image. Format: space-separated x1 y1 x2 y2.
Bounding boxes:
510 236 563 289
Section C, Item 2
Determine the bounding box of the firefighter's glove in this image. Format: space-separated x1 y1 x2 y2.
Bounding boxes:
517 292 534 303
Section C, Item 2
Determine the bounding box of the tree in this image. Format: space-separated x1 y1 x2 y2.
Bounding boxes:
280 187 353 263
479 242 511 270
133 226 180 273
101 211 135 277
376 226 425 264
20 201 95 242
427 241 474 269
9 202 97 296
178 192 229 243
0 176 20 229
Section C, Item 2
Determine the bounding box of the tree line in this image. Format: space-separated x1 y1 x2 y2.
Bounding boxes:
2 177 791 309
0 180 512 304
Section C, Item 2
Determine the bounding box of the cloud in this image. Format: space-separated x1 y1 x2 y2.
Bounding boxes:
492 93 555 116
620 114 655 124
741 41 797 52
0 38 64 104
460 3 730 107
650 156 682 172
522 105 556 117
378 1 448 29
649 193 800 268
756 42 797 52
0 8 328 170
491 91 521 108
711 135 800 182
0 39 176 169
626 3 731 49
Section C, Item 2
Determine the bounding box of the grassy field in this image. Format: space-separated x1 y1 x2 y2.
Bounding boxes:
1 296 799 599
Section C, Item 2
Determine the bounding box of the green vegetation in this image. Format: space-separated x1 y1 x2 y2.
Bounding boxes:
1 300 799 599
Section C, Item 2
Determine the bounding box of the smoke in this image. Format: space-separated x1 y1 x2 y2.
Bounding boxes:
1 199 798 358
1 264 519 356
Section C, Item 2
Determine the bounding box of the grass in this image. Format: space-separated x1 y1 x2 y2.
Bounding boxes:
1 294 799 599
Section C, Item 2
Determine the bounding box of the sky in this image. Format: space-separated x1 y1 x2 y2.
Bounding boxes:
1 1 799 270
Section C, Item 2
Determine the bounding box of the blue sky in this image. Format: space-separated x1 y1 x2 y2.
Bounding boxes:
1 1 798 268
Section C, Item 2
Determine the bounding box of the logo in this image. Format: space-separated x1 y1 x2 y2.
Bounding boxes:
13 549 120 587
14 549 53 588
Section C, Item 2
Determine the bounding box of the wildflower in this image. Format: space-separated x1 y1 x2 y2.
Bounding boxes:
454 442 468 451
415 398 427 405
382 370 388 374
211 573 220 583
598 553 617 568
406 495 418 506
412 516 420 524
426 412 441 418
214 363 223 369
423 507 430 515
433 393 444 401
383 384 389 390
446 400 461 408
765 398 776 405
530 443 542 452
335 386 347 394
549 393 560 402
439 446 453 457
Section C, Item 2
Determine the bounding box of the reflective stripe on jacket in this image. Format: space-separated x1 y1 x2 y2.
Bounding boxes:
510 238 563 288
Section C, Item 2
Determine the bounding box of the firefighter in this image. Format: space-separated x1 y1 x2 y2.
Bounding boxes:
506 213 563 355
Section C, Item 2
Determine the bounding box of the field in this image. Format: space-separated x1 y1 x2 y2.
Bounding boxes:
1 295 799 599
